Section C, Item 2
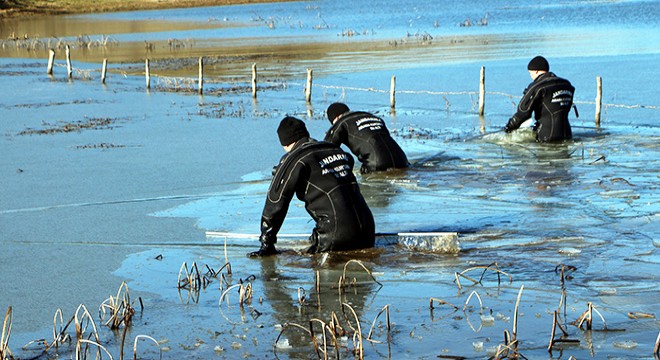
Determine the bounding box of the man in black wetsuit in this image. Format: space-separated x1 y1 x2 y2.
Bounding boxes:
504 56 575 142
325 102 409 173
248 116 375 257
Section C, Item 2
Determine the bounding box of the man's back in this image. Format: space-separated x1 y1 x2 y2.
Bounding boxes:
265 139 375 252
507 70 575 143
324 111 408 173
529 73 574 142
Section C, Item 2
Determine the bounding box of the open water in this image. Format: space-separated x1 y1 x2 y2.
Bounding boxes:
1 0 658 359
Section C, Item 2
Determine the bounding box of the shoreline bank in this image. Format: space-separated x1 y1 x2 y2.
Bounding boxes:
0 0 286 18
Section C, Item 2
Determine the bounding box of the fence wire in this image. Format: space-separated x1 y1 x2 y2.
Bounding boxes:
48 63 660 112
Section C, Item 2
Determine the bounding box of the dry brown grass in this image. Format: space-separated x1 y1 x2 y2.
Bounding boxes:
0 0 289 18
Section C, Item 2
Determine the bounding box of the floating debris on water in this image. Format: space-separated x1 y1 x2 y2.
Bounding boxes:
628 312 655 319
598 288 617 296
599 190 641 199
275 338 292 349
480 314 495 325
613 340 638 349
473 341 484 352
16 117 122 136
558 247 582 256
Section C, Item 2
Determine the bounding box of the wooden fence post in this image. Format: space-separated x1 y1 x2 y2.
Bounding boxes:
478 66 485 116
252 63 257 98
145 58 150 90
198 56 203 94
595 76 602 126
101 59 108 84
65 45 72 79
305 68 313 103
47 49 55 75
390 75 396 109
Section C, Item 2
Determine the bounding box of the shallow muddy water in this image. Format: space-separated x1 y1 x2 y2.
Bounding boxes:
1 1 658 359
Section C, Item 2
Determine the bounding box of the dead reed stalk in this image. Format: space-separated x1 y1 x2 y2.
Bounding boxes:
133 334 162 360
557 287 568 319
219 283 242 307
177 261 201 290
429 298 458 311
492 335 520 360
556 265 575 317
555 264 576 288
48 308 73 350
99 282 135 329
574 302 607 330
338 259 382 296
341 303 364 359
75 338 113 360
212 262 236 293
309 318 340 360
23 308 75 353
628 312 655 319
329 312 347 338
305 68 313 103
512 285 524 344
120 320 128 360
315 270 322 310
366 305 391 343
74 304 100 343
454 271 478 290
429 298 459 322
1 307 12 360
454 262 513 291
239 282 253 306
548 310 579 352
157 76 197 91
73 305 104 360
463 290 484 314
216 262 233 276
548 311 557 352
297 287 307 306
274 323 312 352
181 261 231 292
250 308 262 320
492 285 526 359
219 281 253 309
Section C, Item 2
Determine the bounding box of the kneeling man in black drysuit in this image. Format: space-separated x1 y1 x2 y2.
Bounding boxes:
325 102 409 173
505 56 575 142
248 116 375 257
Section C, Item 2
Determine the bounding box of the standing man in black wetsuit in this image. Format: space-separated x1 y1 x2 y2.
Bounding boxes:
504 56 575 142
248 116 375 257
325 102 409 173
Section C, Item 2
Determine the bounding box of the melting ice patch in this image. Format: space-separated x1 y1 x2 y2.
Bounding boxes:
151 171 273 233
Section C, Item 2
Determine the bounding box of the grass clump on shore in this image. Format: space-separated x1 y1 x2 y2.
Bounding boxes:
0 0 285 18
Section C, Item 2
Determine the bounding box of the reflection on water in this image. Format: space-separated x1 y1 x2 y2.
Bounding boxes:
0 16 231 39
2 0 659 78
256 254 381 354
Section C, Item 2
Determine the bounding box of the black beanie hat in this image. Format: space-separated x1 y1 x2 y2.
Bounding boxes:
277 116 309 146
326 102 350 123
527 56 549 71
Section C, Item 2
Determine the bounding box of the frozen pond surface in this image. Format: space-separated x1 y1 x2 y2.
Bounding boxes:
1 0 658 359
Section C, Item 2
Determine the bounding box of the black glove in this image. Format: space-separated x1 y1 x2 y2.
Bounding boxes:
247 236 279 258
504 120 515 133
